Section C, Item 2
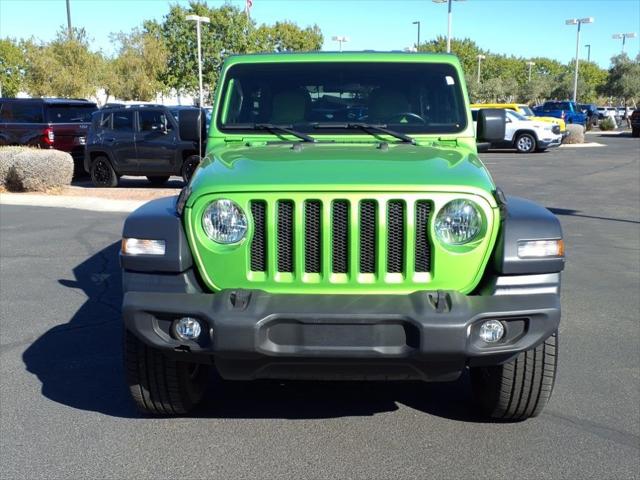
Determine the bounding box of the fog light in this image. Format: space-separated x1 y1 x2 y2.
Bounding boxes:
479 320 505 343
174 317 202 341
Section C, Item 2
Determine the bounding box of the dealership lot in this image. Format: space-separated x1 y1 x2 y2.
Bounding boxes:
1 134 638 479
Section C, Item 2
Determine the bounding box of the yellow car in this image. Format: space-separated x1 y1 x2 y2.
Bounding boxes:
471 103 567 135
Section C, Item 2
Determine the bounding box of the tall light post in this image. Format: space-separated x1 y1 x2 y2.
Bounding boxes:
585 44 591 62
412 21 421 49
186 14 210 109
332 35 349 52
186 14 210 161
433 0 464 53
612 32 636 53
476 54 486 83
66 0 72 38
526 61 536 82
566 17 594 103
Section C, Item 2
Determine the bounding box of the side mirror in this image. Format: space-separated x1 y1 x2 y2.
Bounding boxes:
476 108 506 143
179 109 206 142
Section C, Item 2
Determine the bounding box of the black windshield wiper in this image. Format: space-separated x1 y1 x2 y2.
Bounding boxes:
224 123 315 143
314 122 416 145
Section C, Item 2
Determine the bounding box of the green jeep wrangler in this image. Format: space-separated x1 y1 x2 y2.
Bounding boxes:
121 52 564 420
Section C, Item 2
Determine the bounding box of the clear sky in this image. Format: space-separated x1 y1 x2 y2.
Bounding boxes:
1 0 639 68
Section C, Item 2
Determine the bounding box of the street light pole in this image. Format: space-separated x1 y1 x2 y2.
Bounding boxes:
332 35 349 52
526 61 536 82
433 0 464 53
612 32 637 53
476 54 486 83
186 14 210 109
585 44 591 62
66 0 72 38
412 21 421 49
186 14 210 161
566 17 594 103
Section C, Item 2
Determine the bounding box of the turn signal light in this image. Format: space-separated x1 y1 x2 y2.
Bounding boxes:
517 239 564 258
121 238 166 256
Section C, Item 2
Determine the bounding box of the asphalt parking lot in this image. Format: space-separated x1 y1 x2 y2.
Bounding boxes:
1 133 638 479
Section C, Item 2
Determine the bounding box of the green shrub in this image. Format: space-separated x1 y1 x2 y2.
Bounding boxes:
1 147 73 192
599 117 617 131
562 124 585 144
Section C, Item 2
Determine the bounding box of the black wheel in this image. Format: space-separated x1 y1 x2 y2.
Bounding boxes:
147 176 170 186
515 133 536 153
90 156 118 187
632 128 639 138
471 331 558 421
181 155 201 183
124 329 210 415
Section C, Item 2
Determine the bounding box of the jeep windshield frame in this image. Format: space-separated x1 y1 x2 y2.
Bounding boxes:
216 61 468 137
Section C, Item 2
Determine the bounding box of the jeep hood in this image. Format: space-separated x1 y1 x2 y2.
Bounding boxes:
187 142 496 204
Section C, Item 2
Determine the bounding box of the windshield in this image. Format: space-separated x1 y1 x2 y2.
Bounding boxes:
217 62 467 135
518 106 534 116
46 104 97 123
507 110 529 121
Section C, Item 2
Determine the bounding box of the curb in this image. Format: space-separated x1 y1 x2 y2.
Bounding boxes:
0 193 147 212
559 142 605 148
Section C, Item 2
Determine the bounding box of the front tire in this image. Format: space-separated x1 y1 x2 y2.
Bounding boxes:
515 133 536 153
90 156 118 187
632 127 639 138
181 155 201 183
124 329 210 415
470 331 558 420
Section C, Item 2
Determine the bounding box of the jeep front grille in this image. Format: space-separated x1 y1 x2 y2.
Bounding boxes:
249 197 432 280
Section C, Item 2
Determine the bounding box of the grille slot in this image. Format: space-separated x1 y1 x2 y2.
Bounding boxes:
250 201 267 271
415 201 432 273
359 200 377 273
387 200 405 273
277 200 294 272
305 200 322 273
249 196 433 282
332 200 349 273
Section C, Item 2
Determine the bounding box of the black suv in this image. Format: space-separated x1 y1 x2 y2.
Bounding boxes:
84 104 204 187
0 98 98 175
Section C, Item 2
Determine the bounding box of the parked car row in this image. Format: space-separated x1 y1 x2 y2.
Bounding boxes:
0 98 207 186
471 107 563 153
85 103 206 187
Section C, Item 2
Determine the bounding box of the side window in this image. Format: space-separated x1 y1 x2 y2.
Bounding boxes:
99 112 112 129
0 103 43 123
0 103 9 121
112 111 133 132
139 110 171 132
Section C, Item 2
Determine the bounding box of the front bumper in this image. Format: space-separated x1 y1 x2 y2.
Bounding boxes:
123 289 560 381
538 136 562 148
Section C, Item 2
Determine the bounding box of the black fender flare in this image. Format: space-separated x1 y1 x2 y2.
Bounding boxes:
120 196 193 273
491 195 564 275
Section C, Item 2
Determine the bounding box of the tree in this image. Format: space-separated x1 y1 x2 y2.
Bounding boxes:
254 21 323 52
104 29 168 102
23 28 103 98
0 38 25 97
145 1 323 100
601 53 640 106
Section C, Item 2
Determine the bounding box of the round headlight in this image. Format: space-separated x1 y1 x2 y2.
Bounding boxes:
202 199 247 244
434 199 483 245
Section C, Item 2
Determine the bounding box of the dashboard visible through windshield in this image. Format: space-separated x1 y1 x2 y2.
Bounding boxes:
217 62 468 135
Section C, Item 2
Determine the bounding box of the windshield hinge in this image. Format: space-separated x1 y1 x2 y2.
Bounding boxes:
434 138 458 147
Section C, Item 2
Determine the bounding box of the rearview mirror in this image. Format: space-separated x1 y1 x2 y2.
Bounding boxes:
179 109 206 142
476 108 506 144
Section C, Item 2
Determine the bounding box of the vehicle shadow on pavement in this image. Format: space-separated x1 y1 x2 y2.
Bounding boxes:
22 241 486 422
195 373 484 421
22 241 138 418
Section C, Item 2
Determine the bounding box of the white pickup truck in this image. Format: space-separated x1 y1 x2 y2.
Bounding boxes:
472 108 563 153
